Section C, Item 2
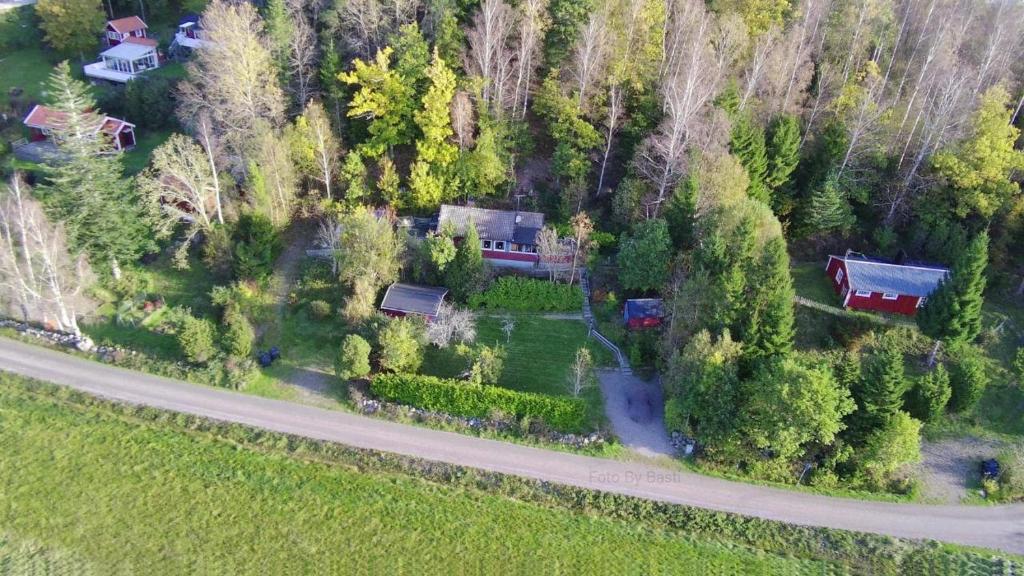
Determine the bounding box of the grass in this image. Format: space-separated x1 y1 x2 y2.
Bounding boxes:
791 261 841 306
421 313 612 427
0 374 849 575
122 129 172 175
0 47 56 104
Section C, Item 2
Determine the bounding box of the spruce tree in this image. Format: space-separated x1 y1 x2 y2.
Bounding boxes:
853 333 907 438
40 62 154 277
917 231 988 363
730 114 770 204
664 172 698 250
446 222 486 302
805 173 854 235
905 364 951 423
263 0 293 83
740 236 796 365
765 114 800 191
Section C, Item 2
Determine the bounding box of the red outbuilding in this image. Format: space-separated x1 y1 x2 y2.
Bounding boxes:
825 251 950 316
23 105 136 151
624 298 664 330
104 16 149 46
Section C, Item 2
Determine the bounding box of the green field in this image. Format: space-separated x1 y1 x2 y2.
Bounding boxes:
0 48 55 104
0 374 847 575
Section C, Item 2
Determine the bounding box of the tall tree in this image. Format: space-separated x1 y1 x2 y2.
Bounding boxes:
617 218 671 292
139 134 223 266
445 222 486 302
466 0 516 114
177 0 286 163
340 46 417 158
0 175 95 335
917 231 988 364
765 114 800 193
852 333 907 439
740 236 795 363
36 0 105 59
40 63 154 277
291 100 341 200
336 207 404 322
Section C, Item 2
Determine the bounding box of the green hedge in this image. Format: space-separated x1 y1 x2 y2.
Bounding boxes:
469 277 583 312
370 373 587 432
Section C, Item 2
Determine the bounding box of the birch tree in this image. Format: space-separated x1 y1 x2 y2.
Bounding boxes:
177 0 286 164
465 0 516 114
139 134 223 266
287 0 319 106
511 0 549 119
0 175 95 335
294 100 341 200
567 6 610 111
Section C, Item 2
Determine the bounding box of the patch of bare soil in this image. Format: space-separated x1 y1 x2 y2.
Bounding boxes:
919 437 1004 503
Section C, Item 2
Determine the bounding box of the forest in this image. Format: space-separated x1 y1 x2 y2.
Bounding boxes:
1 0 1023 497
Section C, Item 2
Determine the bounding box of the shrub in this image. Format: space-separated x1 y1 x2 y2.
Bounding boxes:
370 373 587 431
337 334 372 380
904 364 951 423
123 76 178 130
467 345 506 385
308 299 332 319
178 315 218 364
232 213 281 281
221 306 255 358
469 276 583 312
947 345 989 413
376 317 425 373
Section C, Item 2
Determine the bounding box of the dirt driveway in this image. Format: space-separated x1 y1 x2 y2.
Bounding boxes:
919 437 1005 503
596 369 674 457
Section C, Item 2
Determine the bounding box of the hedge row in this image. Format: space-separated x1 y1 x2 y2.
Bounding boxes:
469 276 583 312
370 373 587 432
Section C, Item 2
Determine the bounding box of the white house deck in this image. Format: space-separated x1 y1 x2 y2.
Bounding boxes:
83 62 136 83
173 32 207 49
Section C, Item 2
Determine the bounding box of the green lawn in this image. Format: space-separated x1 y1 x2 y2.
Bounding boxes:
0 375 843 575
0 48 56 104
791 261 840 306
122 129 172 175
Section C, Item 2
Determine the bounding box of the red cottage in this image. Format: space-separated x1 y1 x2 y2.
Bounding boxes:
379 283 448 322
104 16 148 46
23 105 136 151
437 204 544 269
825 251 950 316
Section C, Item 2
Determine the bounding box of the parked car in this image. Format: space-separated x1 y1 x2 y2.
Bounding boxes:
980 459 1001 480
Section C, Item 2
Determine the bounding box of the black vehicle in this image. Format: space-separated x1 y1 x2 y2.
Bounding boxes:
980 459 1001 480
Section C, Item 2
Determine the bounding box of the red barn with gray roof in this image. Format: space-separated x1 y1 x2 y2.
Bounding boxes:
826 251 950 316
379 283 448 322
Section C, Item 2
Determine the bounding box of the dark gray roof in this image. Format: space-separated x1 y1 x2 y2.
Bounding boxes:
437 204 544 244
380 283 448 316
833 255 950 297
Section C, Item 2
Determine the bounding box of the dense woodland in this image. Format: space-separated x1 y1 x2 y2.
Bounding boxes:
2 0 1024 495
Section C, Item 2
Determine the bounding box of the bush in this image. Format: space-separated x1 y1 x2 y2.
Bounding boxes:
178 315 218 364
123 76 178 130
370 373 587 432
947 345 989 413
337 334 372 380
221 306 255 358
469 276 583 312
466 344 506 385
376 317 425 373
232 213 281 281
308 299 332 319
904 364 951 423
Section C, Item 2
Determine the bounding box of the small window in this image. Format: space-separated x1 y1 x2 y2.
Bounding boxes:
835 268 844 284
482 240 492 250
512 243 521 252
494 241 505 251
917 297 928 308
882 293 898 300
854 290 872 297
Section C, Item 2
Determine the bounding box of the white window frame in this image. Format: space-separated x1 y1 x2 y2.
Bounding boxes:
494 241 505 251
481 240 492 250
854 290 872 297
835 268 844 284
882 292 899 301
917 297 928 308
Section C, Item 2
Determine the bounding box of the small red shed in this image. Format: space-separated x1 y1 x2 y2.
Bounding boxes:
825 251 950 316
624 298 664 329
379 283 448 322
23 105 136 151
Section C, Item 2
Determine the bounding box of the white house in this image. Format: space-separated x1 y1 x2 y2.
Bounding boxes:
83 39 160 83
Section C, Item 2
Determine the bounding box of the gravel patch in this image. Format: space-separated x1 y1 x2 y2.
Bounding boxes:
596 369 674 457
919 437 1005 503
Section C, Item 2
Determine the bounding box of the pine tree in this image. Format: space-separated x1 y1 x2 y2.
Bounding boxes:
320 39 346 125
445 222 486 302
39 62 154 277
917 231 988 363
741 236 796 364
905 364 951 423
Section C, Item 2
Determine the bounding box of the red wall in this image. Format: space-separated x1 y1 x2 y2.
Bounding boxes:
482 249 538 263
825 257 921 316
